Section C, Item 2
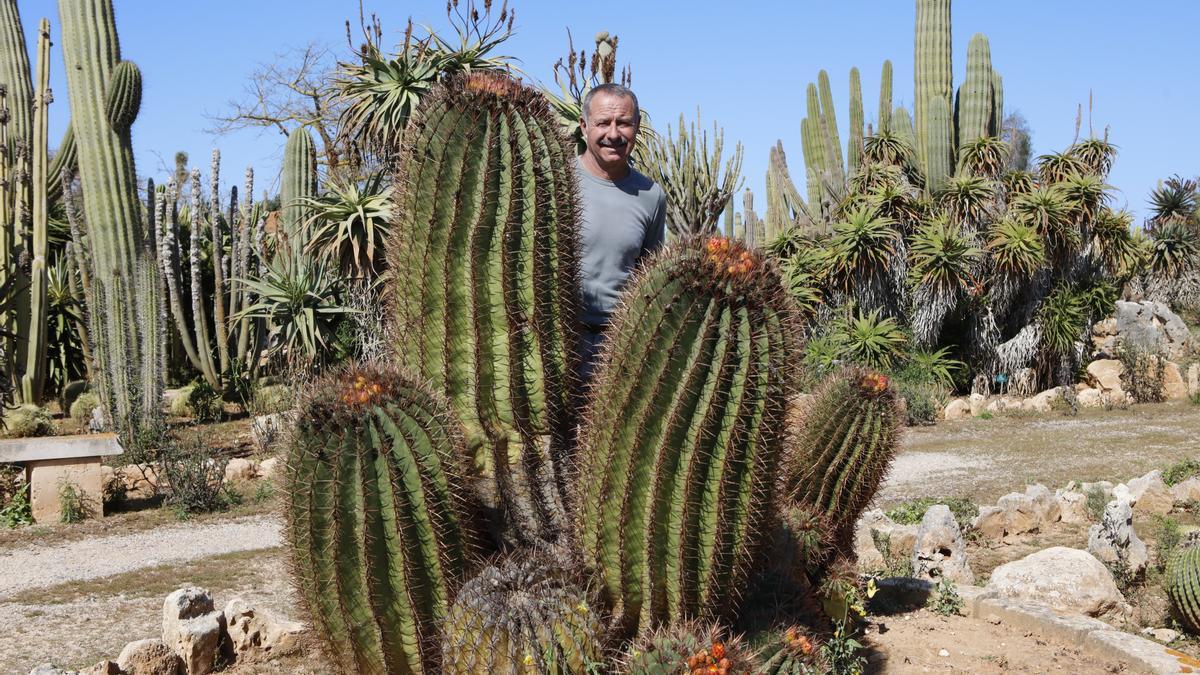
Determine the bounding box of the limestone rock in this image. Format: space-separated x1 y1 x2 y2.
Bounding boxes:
1087 498 1149 580
853 512 885 570
1081 480 1115 502
1024 388 1061 413
972 505 1006 542
985 397 1019 414
1142 627 1181 643
223 458 259 484
1163 361 1189 400
1170 477 1200 505
162 587 224 675
258 457 280 481
1024 483 1061 525
1086 359 1124 394
986 547 1130 618
80 662 120 675
968 393 987 416
223 597 306 664
1188 363 1199 398
117 639 183 675
1056 489 1090 524
1113 300 1193 361
943 398 971 420
1076 387 1104 408
28 666 75 675
1126 469 1173 515
867 513 919 560
911 505 974 584
973 485 1060 543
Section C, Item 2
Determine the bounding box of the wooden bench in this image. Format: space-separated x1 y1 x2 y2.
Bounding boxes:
0 433 123 523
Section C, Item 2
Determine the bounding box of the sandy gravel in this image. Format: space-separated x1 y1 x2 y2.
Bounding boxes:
0 515 280 600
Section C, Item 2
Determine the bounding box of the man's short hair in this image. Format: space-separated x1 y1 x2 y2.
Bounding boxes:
581 83 640 125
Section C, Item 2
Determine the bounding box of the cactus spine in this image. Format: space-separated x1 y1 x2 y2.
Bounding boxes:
779 367 902 553
878 60 893 134
281 127 316 236
283 366 480 675
575 237 798 636
389 72 583 545
59 0 161 432
1166 545 1200 635
847 67 864 177
914 0 953 177
441 552 604 674
621 621 756 675
957 33 994 148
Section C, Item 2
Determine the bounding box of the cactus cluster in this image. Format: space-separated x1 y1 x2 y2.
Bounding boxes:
622 621 754 675
755 626 823 674
388 70 582 545
281 127 317 237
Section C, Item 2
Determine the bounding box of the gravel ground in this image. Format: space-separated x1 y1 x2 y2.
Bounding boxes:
0 515 280 600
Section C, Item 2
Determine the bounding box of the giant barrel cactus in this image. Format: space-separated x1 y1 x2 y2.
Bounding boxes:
1166 545 1200 634
441 550 604 674
575 236 799 637
388 71 582 545
621 621 756 675
282 365 480 674
778 367 902 555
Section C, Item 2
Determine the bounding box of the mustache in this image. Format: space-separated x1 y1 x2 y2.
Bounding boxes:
598 137 628 148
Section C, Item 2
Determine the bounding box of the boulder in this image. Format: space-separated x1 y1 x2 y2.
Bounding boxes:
968 393 987 416
80 663 121 675
942 398 971 421
223 597 306 664
1056 489 1090 524
117 464 161 500
1024 484 1061 525
1113 300 1193 361
117 639 183 675
1126 470 1173 515
162 587 224 675
1164 361 1189 400
995 491 1039 537
910 505 974 584
1170 477 1200 505
868 517 919 560
223 458 259 484
986 547 1130 618
973 484 1060 543
853 513 885 570
1024 388 1061 413
985 397 1019 414
1081 480 1115 502
971 505 1006 542
1076 387 1105 408
1189 363 1199 399
1087 498 1149 580
1086 359 1124 394
258 457 280 482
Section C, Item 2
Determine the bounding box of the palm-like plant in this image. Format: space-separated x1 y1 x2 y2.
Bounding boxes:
1068 138 1118 178
1147 176 1198 227
46 257 87 393
1090 210 1146 280
1036 151 1086 184
938 175 996 227
1146 222 1200 278
1039 283 1088 357
987 218 1045 277
908 218 981 292
904 346 965 389
301 173 393 279
868 182 924 230
956 136 1009 180
999 169 1037 199
776 242 826 317
849 162 904 195
825 206 899 289
1012 185 1077 251
1058 172 1110 226
833 308 909 371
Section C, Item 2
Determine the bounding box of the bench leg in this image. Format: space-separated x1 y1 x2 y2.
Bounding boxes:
25 456 105 523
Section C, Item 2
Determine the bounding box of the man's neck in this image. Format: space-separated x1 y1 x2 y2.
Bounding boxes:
579 151 630 182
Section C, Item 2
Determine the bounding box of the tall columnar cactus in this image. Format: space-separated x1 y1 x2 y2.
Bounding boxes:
991 71 1005 138
283 366 480 675
914 0 953 176
1167 545 1200 635
59 0 160 432
878 60 893 134
816 70 844 187
848 67 864 177
893 106 916 148
281 127 316 237
926 96 953 192
779 367 902 553
575 237 799 636
19 18 50 404
441 551 604 674
957 33 994 148
389 72 582 545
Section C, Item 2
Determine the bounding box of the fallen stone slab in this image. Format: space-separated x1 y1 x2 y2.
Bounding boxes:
1087 629 1200 674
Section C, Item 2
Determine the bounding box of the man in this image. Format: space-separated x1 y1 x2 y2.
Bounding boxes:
575 83 666 383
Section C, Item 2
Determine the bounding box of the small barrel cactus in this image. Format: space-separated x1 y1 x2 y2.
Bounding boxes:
441 549 605 674
282 365 480 674
622 621 756 675
1166 544 1200 634
575 236 800 637
754 626 823 674
778 367 901 554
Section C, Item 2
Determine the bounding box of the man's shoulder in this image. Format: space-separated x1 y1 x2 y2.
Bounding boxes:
627 166 666 203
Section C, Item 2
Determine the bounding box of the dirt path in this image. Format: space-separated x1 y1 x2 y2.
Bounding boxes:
880 401 1200 506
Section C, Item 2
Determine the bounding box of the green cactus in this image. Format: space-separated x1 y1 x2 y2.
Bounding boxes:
893 106 915 148
283 365 480 675
779 367 902 554
19 17 50 405
800 116 821 210
104 60 141 133
59 0 161 434
575 237 798 637
914 0 953 177
622 621 755 674
926 96 953 192
281 126 317 236
848 67 864 177
956 33 994 148
441 550 604 674
388 71 582 546
816 70 845 187
878 60 893 135
753 627 824 675
1166 545 1200 634
991 71 1004 137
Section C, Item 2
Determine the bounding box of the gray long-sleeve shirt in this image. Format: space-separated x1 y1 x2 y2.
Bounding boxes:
575 158 667 327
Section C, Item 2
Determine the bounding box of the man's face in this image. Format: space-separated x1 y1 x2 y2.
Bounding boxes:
580 92 638 170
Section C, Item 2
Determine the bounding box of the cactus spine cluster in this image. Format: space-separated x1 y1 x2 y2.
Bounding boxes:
779 367 902 553
754 626 823 674
283 366 480 675
621 621 755 675
388 71 582 545
281 127 317 236
575 237 798 636
1166 545 1200 634
58 0 162 432
441 551 604 674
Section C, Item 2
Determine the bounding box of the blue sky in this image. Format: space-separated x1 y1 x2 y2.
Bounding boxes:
18 0 1199 223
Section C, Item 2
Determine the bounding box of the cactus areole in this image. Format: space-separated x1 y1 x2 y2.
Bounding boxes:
575 236 799 636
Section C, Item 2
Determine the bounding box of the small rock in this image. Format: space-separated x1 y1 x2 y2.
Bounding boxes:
1142 627 1181 643
117 639 183 675
853 513 885 570
938 649 950 657
987 547 1130 618
1087 498 1149 580
1025 388 1061 413
1076 387 1104 408
971 505 1006 542
28 666 75 675
258 457 280 482
867 513 919 560
79 662 121 675
1025 484 1061 526
1086 359 1125 395
1163 361 1188 400
1127 470 1173 515
911 505 974 584
223 597 306 664
1056 490 1090 524
1188 363 1199 398
968 393 987 416
223 458 259 484
1081 480 1115 501
162 587 224 675
1171 477 1200 505
996 491 1039 537
943 398 971 421
985 396 1019 414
